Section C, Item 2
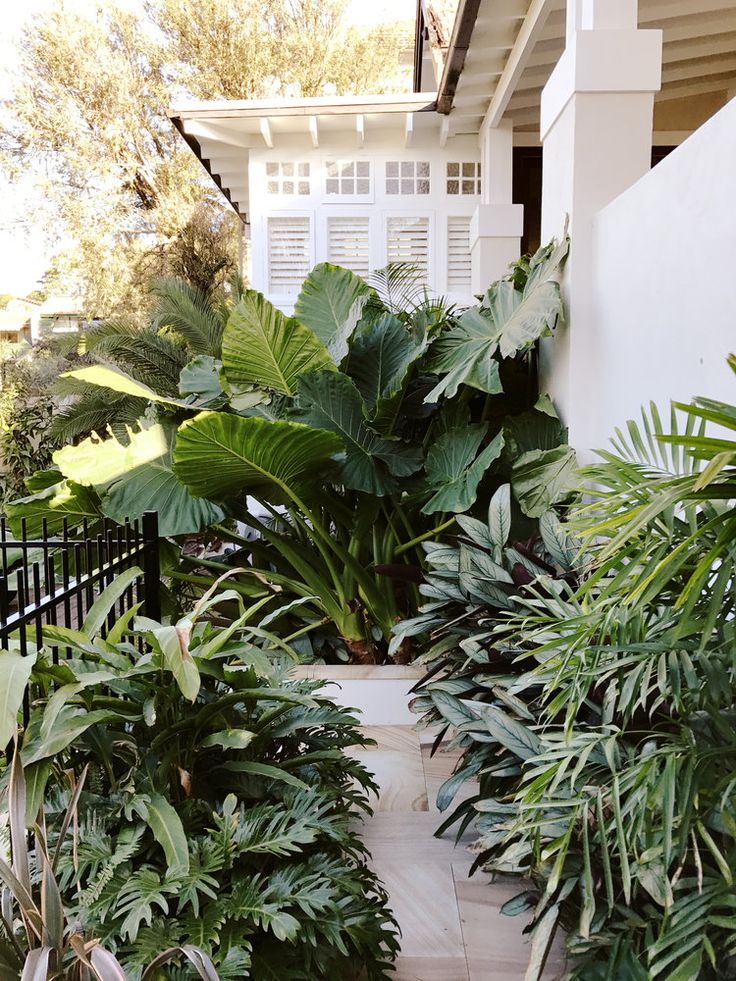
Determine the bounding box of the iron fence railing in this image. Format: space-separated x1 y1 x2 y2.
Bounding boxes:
0 512 161 723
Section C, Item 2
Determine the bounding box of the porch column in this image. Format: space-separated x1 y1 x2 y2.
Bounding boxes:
470 119 523 293
538 0 663 448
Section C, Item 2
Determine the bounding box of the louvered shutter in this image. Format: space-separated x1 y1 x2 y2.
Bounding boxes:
447 216 472 292
267 216 311 293
386 216 429 283
328 217 370 276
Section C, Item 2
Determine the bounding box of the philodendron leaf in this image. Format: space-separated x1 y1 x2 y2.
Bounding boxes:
294 262 374 354
222 290 335 396
154 625 200 702
173 412 343 502
512 444 578 518
179 355 226 403
201 729 256 750
349 312 425 427
422 426 505 514
296 370 422 496
54 423 224 537
0 650 35 748
4 479 102 539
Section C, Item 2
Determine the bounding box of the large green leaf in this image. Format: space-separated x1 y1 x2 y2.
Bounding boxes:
173 412 343 502
296 370 422 496
425 307 504 402
294 262 373 355
60 365 188 408
348 313 425 427
54 424 224 537
0 651 35 748
422 426 505 514
143 793 190 876
179 355 225 403
512 444 578 517
222 291 334 396
426 240 567 402
4 479 102 538
154 625 200 702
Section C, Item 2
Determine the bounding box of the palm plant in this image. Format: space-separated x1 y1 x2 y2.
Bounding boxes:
410 364 736 979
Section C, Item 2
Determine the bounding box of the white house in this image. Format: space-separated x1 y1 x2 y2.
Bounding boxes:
169 0 736 454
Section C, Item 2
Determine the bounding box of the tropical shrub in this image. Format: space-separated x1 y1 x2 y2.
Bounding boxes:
0 576 399 979
0 749 219 980
412 365 736 980
7 244 575 661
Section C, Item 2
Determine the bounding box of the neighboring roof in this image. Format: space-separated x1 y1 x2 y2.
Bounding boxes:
170 93 439 221
39 296 82 317
438 0 736 137
0 311 31 333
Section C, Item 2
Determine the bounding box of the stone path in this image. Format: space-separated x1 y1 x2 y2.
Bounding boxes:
291 665 567 981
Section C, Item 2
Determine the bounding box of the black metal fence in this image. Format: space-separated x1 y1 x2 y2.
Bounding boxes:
0 511 161 663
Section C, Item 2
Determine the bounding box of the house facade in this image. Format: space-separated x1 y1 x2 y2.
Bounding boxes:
170 0 736 453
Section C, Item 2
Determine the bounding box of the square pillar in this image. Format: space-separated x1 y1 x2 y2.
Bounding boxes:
539 0 662 451
470 120 523 292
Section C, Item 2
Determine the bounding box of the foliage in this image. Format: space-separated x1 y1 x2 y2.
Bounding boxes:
411 363 736 979
0 747 220 980
0 342 68 502
0 0 411 315
8 247 573 660
0 576 400 978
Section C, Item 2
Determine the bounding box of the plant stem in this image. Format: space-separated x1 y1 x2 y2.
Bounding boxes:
394 516 457 556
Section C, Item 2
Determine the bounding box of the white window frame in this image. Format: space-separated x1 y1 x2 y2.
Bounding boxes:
382 210 435 288
322 158 375 204
262 210 314 301
322 213 374 278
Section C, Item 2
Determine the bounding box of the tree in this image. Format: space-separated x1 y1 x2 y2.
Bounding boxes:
0 0 412 318
0 294 12 310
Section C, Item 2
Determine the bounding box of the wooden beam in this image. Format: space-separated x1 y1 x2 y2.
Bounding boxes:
170 94 438 120
356 114 365 148
437 0 483 114
405 112 414 148
308 115 319 148
483 0 556 131
259 117 273 148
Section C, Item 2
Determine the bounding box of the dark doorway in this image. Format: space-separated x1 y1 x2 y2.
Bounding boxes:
513 147 543 257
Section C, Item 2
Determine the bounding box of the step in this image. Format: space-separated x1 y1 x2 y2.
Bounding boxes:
289 664 425 725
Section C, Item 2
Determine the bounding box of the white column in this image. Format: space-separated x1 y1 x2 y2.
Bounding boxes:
538 0 662 450
470 120 523 293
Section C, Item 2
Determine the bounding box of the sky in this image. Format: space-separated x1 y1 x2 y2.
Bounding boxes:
0 0 416 296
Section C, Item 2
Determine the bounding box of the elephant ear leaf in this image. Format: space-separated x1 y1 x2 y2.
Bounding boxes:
348 313 425 428
4 479 102 539
512 444 578 518
53 423 224 537
422 426 504 515
294 262 375 359
222 290 334 396
296 370 422 496
173 411 343 503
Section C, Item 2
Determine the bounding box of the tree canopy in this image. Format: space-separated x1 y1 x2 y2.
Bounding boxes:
0 0 412 317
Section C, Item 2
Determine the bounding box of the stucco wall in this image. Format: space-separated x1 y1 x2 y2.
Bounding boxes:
577 96 736 453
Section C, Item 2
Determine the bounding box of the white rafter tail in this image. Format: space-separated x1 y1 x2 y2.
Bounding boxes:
308 115 319 148
405 112 414 148
259 117 274 148
439 116 451 148
484 0 555 131
356 113 365 148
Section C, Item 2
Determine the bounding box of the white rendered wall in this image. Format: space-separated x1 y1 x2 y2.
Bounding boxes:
247 138 482 313
579 96 736 453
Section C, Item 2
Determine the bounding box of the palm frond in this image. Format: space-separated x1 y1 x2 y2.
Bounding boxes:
149 277 226 357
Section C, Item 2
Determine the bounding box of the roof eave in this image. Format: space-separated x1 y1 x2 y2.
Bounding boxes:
436 0 483 114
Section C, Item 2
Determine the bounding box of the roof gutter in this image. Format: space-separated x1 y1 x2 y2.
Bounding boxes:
436 0 483 114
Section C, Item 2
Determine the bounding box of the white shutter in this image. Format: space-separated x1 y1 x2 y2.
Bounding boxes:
386 216 429 283
328 217 370 276
447 216 472 292
267 216 311 293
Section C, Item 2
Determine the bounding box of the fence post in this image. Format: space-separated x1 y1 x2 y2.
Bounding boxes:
141 511 161 622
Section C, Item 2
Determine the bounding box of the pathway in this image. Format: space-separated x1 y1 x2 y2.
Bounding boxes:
291 666 567 981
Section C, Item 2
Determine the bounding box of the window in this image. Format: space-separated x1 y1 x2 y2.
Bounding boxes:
386 216 429 283
446 161 481 195
328 217 370 277
325 161 371 195
267 216 311 293
386 161 430 195
265 161 311 195
447 216 472 292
